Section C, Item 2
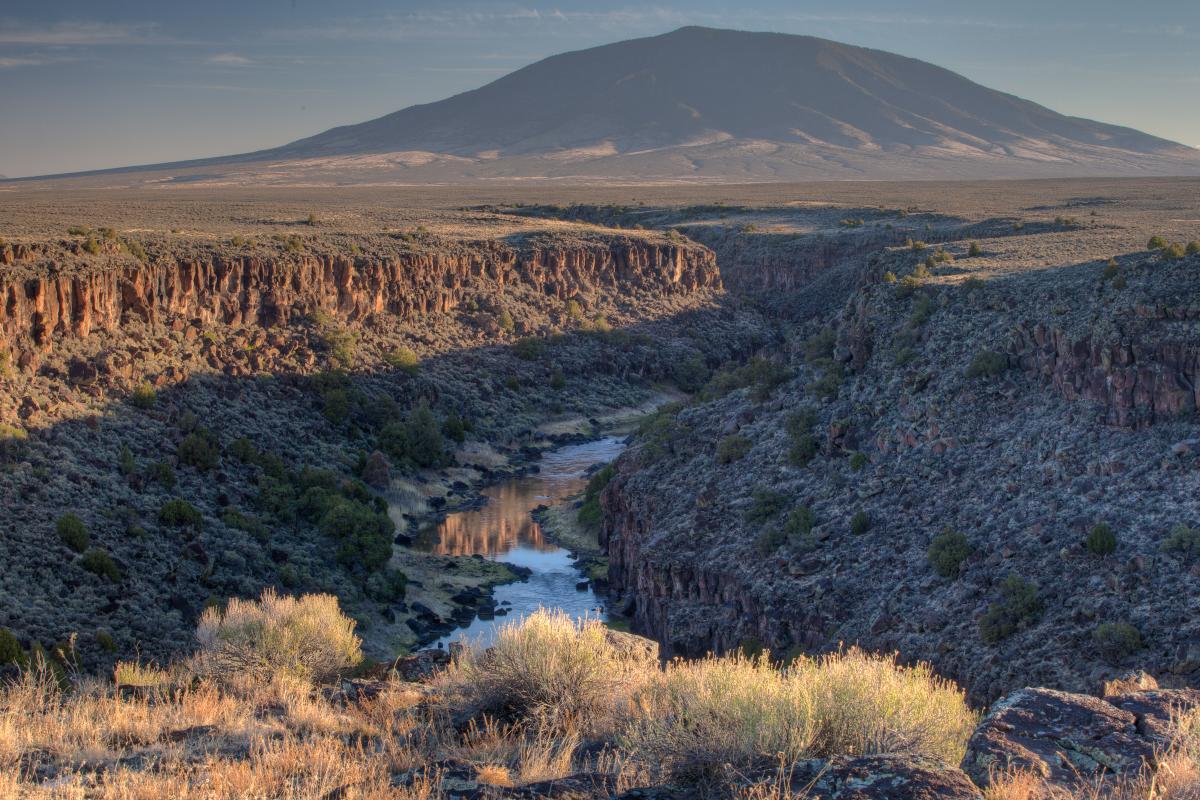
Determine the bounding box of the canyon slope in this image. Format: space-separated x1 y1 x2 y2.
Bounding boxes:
14 27 1200 186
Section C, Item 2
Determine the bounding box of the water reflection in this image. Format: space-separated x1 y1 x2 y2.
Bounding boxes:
425 437 625 557
422 436 625 648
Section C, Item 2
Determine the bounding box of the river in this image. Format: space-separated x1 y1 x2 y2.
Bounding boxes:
418 436 625 648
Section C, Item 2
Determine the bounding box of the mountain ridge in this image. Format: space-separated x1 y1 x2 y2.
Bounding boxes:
10 26 1200 184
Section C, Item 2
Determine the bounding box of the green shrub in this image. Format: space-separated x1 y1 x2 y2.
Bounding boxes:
82 237 101 255
1163 523 1200 557
67 225 90 236
118 445 136 476
383 346 420 374
967 242 981 257
95 631 117 652
130 382 157 409
147 461 177 489
1094 622 1142 659
811 364 843 400
228 437 259 463
783 506 816 541
178 430 220 471
305 213 319 226
804 328 836 363
671 353 710 393
979 575 1041 644
513 337 545 361
755 526 788 554
123 238 147 262
0 628 26 666
1086 523 1117 556
565 299 583 320
222 509 269 542
716 435 752 464
1187 241 1199 256
57 513 89 552
549 368 567 390
577 464 615 533
1148 235 1168 250
850 510 871 535
849 452 867 472
1102 259 1120 280
965 350 1007 379
379 404 449 469
498 310 515 333
744 490 789 525
194 590 362 684
366 568 408 602
320 387 351 425
322 327 358 368
80 548 122 582
231 235 246 247
319 498 395 571
928 529 970 578
1163 242 1186 260
883 271 897 284
442 414 467 443
159 498 202 527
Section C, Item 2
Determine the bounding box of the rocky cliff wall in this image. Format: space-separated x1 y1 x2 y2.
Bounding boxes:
1011 321 1200 428
0 239 720 360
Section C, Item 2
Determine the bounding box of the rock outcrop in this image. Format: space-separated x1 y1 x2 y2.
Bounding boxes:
964 680 1200 793
0 237 719 359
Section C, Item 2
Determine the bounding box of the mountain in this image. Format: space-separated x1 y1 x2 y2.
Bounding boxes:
17 27 1200 183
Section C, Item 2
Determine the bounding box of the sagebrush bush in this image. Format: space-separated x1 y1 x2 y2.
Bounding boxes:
623 648 976 783
80 548 122 582
386 345 424 374
979 574 1041 644
1094 622 1142 659
928 528 970 578
716 435 752 464
850 510 871 535
130 382 157 409
437 609 649 731
159 498 202 527
178 430 220 472
1086 523 1117 556
194 590 362 684
1164 523 1200 558
966 350 1007 379
57 513 89 552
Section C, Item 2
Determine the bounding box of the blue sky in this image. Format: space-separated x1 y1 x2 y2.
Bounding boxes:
1 0 1197 177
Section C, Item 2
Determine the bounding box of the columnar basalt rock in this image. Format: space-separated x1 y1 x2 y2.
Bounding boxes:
1011 323 1200 428
0 239 720 359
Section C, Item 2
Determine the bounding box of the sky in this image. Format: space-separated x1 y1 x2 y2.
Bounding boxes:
1 0 1197 177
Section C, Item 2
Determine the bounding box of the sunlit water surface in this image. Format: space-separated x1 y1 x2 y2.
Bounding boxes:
420 436 624 648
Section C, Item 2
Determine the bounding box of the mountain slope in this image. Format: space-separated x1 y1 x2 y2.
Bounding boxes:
14 27 1200 183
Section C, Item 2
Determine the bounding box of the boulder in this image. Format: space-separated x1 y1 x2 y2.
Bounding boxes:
961 687 1168 790
602 628 659 665
798 755 983 799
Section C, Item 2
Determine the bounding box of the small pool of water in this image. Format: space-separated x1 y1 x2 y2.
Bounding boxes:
421 436 625 648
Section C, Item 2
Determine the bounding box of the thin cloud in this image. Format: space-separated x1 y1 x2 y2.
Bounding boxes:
0 20 166 45
206 52 255 67
0 56 43 68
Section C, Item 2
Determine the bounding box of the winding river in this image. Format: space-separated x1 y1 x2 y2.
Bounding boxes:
420 436 625 648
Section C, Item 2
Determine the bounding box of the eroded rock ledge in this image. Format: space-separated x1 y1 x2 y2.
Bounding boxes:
0 237 719 360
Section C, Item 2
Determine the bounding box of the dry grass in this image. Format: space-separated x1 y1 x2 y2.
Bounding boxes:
435 609 650 733
622 647 977 783
193 589 363 684
15 598 1199 799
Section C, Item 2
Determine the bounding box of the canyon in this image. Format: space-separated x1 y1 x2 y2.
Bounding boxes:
1 178 1199 797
